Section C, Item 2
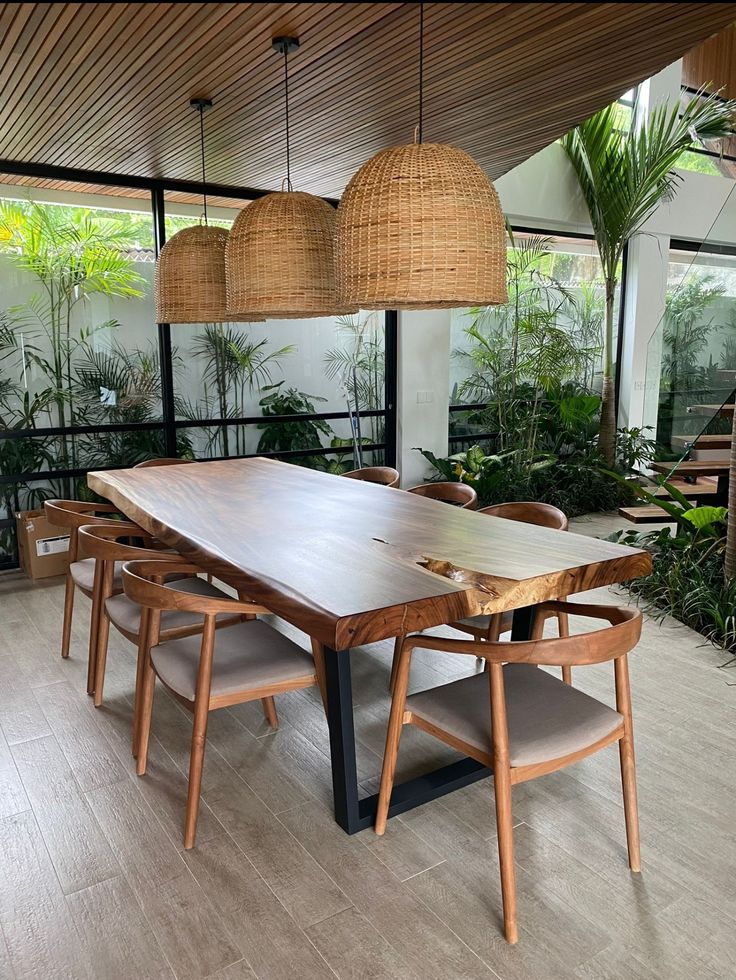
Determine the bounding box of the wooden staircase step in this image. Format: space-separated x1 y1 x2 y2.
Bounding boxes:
619 505 676 524
652 459 729 477
651 481 703 498
672 434 732 450
687 403 735 417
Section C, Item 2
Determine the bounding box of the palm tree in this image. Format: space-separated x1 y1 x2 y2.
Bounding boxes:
563 90 736 464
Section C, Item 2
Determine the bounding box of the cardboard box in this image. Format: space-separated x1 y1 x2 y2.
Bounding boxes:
15 509 71 580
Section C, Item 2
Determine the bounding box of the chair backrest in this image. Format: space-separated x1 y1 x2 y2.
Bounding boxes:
342 466 400 488
407 482 478 509
403 600 642 668
480 501 568 531
134 458 195 468
122 559 269 618
78 523 182 564
44 499 125 562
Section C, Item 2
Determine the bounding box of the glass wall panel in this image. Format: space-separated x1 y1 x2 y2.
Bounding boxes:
0 177 159 565
645 242 736 457
448 231 620 453
164 194 387 471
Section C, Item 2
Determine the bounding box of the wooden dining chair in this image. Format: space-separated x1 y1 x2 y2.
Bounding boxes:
406 482 478 509
44 499 126 674
77 523 224 708
122 558 326 849
451 501 573 683
134 457 196 468
376 600 643 944
342 466 400 488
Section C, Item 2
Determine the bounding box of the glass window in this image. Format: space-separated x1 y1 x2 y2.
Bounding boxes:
163 194 388 473
448 232 619 453
0 177 159 565
645 244 736 454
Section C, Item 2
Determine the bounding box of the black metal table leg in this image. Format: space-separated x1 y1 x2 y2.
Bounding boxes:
323 605 539 834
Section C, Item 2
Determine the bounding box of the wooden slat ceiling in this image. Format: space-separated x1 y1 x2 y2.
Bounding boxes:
684 23 736 98
0 2 734 200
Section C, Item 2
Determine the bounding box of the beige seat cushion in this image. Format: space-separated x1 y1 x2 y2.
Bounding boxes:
407 665 623 768
105 576 235 639
151 620 316 702
70 558 123 594
453 610 513 635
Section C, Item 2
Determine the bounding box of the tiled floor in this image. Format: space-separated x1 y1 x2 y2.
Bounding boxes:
0 511 734 980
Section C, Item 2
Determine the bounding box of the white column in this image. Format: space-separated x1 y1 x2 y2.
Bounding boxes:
617 232 669 432
396 309 451 487
617 59 681 433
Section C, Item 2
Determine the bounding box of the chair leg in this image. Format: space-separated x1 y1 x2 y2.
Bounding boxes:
132 607 151 758
389 634 404 694
310 638 328 713
375 646 413 835
615 655 641 872
557 608 572 685
61 573 75 659
93 560 116 708
86 564 103 695
494 762 518 944
489 661 518 944
183 616 217 849
135 656 157 777
184 697 211 849
261 696 278 729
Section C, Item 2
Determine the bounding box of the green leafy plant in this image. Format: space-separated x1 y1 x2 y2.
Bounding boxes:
563 90 736 464
257 382 334 469
324 312 385 447
187 325 293 457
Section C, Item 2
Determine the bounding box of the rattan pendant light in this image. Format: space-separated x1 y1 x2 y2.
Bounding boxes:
155 99 263 324
226 37 352 319
334 4 508 310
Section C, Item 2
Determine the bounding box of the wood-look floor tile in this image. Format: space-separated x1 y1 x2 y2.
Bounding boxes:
1 891 94 980
207 781 351 930
85 777 186 897
204 961 259 980
364 815 446 881
67 875 174 980
0 656 52 745
280 801 498 980
182 834 336 980
33 680 129 792
11 735 120 894
305 906 423 980
0 726 29 819
138 871 241 980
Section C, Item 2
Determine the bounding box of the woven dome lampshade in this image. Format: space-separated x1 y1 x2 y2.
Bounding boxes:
334 141 508 311
155 224 264 324
226 190 353 319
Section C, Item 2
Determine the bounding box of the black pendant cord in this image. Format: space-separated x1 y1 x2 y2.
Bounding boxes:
418 1 424 143
283 43 291 190
198 105 208 224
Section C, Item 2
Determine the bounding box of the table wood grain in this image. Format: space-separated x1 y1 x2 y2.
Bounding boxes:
88 458 650 651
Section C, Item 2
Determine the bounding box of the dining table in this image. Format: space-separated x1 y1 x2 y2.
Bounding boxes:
88 456 651 834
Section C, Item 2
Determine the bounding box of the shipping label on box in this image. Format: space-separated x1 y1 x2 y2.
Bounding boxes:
36 534 71 557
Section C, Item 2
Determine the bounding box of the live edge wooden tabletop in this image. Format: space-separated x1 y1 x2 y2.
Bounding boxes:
88 458 651 651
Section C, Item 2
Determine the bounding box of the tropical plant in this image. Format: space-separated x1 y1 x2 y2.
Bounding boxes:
324 312 385 446
0 201 146 485
187 324 293 457
257 382 334 469
661 274 724 394
562 90 736 464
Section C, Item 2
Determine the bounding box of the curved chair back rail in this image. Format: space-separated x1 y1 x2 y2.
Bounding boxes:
479 501 568 531
342 466 400 488
133 457 196 468
122 559 272 617
404 601 642 667
77 522 178 563
406 481 478 509
376 599 643 944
